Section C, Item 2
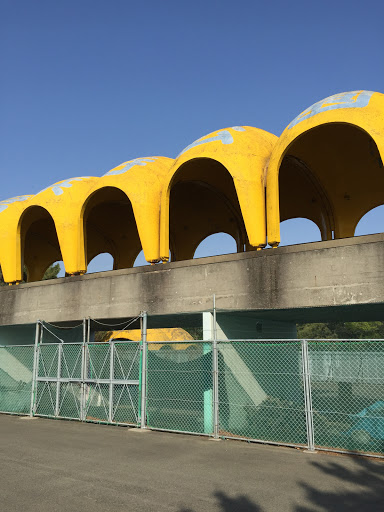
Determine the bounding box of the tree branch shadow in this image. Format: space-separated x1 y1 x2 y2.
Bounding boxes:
296 456 384 512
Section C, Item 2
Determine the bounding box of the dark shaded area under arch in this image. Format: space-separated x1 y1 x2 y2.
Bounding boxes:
83 187 142 271
169 159 247 261
20 206 62 282
278 123 383 243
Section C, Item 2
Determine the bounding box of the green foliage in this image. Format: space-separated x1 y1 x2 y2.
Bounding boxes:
297 321 384 339
42 262 61 280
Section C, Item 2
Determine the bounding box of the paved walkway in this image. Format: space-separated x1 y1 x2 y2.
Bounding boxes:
0 414 383 512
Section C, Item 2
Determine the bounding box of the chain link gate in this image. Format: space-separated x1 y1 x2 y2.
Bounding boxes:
83 340 141 424
32 317 144 426
34 342 83 419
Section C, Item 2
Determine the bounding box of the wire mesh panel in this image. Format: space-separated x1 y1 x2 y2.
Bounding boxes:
84 343 111 422
146 342 214 434
35 381 57 416
218 341 307 446
38 344 59 377
112 342 140 424
34 344 60 416
57 344 83 419
84 382 110 422
87 343 111 381
0 345 35 414
308 340 384 455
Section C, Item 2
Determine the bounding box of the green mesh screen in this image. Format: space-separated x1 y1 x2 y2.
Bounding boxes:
146 343 213 433
0 345 35 414
218 341 307 445
308 340 384 455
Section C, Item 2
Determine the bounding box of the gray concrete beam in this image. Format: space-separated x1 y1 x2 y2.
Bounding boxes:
0 233 383 326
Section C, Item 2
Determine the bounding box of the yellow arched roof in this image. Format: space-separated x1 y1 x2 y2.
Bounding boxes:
266 91 384 246
160 126 278 258
1 98 382 284
0 157 174 282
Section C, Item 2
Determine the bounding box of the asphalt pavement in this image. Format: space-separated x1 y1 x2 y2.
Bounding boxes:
0 414 383 512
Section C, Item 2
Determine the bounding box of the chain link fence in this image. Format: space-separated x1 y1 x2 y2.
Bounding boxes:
144 339 383 457
146 341 213 434
308 340 384 455
0 345 35 415
0 319 383 458
217 341 307 446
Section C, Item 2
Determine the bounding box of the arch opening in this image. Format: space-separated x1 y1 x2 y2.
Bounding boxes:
83 187 143 271
133 250 147 268
19 206 62 283
194 233 237 258
278 123 383 243
354 204 384 237
279 218 322 246
168 158 247 261
87 253 114 274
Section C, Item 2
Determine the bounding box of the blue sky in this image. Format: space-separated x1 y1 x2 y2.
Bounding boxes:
1 0 383 273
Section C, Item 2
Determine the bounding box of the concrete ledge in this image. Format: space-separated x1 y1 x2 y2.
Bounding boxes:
0 234 383 325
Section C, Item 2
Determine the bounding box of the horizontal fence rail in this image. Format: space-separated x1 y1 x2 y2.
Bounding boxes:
0 320 383 459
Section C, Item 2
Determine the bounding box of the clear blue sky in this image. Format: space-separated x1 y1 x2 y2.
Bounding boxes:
1 0 383 272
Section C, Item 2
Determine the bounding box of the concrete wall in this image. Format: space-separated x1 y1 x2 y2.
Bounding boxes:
0 233 383 326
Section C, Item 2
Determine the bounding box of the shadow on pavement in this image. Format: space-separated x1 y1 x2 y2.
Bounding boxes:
296 456 384 512
179 491 262 512
179 456 384 512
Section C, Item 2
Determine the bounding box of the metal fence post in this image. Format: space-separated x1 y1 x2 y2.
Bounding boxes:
55 342 62 417
80 318 87 421
212 296 219 439
30 320 41 417
140 311 148 429
84 317 91 420
109 342 115 423
301 339 315 451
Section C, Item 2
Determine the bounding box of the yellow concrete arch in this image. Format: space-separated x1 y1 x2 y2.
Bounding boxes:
0 195 33 283
160 126 277 260
0 157 175 283
267 90 384 246
96 156 173 265
25 177 100 277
